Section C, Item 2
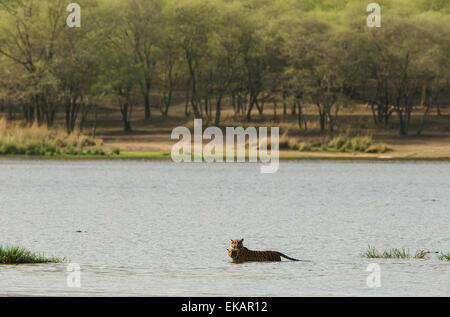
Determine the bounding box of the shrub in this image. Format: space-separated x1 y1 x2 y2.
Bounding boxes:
298 142 312 152
25 142 41 156
0 118 104 157
279 138 298 150
366 143 391 154
45 144 57 156
63 145 76 155
295 136 390 154
328 136 347 150
279 139 290 150
3 142 18 154
112 147 121 155
349 136 372 152
94 147 105 156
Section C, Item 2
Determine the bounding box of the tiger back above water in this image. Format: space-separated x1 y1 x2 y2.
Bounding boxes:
228 238 301 263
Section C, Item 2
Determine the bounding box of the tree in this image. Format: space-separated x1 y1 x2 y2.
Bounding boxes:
125 0 163 120
52 1 101 133
0 0 67 125
100 1 140 132
284 17 349 132
168 0 217 119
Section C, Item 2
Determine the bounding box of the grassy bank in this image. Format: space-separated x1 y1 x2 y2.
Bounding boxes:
1 151 449 161
0 245 62 264
1 118 449 161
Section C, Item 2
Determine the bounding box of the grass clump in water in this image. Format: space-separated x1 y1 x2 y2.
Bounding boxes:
361 246 428 259
413 250 429 259
438 253 450 261
0 245 62 264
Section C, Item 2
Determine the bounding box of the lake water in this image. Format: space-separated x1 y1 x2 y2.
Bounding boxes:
0 160 449 296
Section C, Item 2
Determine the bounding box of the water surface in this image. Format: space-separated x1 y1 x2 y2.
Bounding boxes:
0 160 449 296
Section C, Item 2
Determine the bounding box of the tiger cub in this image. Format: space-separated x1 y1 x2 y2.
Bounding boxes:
228 238 300 263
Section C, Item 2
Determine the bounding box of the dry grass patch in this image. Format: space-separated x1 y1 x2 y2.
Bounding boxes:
0 118 107 156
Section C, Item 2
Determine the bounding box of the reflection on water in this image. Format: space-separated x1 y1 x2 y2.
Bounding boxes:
0 160 449 296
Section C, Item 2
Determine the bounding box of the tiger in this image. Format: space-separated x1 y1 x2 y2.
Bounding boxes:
227 238 301 263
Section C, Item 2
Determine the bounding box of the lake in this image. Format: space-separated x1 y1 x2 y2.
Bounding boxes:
0 160 449 296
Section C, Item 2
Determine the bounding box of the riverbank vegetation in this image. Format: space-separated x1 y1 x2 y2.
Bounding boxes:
0 118 111 156
0 0 448 142
280 135 391 153
0 245 62 264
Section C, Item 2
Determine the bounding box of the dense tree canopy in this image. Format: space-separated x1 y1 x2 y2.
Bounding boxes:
0 0 448 135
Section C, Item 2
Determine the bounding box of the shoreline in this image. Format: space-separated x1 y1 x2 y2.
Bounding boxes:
1 152 449 162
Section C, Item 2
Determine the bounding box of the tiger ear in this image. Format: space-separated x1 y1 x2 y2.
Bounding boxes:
240 238 244 243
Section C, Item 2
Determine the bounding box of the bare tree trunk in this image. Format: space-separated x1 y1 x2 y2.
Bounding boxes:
246 93 256 121
92 106 98 138
143 91 151 120
272 101 277 122
417 104 432 136
214 95 223 125
184 79 191 117
397 109 407 136
65 95 80 134
297 102 303 129
232 91 237 114
257 91 264 115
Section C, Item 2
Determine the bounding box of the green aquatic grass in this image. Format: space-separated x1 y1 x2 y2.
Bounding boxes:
413 250 429 259
438 253 450 261
362 245 380 258
361 246 428 259
0 245 62 264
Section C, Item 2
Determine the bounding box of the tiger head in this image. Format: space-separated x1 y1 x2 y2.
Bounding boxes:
230 238 244 250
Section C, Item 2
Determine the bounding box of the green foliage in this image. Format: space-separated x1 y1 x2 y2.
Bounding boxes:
0 0 448 135
93 147 106 156
298 142 312 152
279 138 299 150
0 245 62 264
296 136 391 153
112 147 121 155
